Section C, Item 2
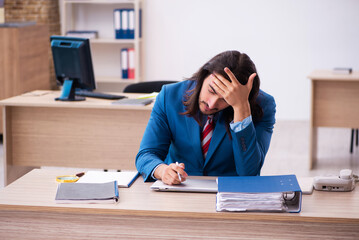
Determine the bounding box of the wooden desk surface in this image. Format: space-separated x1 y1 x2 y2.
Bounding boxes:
0 169 358 223
308 70 359 81
0 90 154 110
0 169 358 239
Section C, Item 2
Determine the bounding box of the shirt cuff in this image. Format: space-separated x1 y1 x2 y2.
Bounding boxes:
151 163 165 180
230 115 252 132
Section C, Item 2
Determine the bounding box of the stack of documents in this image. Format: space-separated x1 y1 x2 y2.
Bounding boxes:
332 67 352 75
217 192 287 212
137 92 158 100
112 98 153 106
112 92 158 106
65 30 98 39
216 175 302 212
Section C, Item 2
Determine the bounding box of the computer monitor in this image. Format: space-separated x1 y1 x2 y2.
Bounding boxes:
51 36 96 101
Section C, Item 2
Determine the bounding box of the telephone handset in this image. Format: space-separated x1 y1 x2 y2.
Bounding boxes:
313 169 356 192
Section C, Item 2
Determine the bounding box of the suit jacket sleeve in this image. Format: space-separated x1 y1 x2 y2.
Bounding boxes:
231 93 276 176
135 86 172 181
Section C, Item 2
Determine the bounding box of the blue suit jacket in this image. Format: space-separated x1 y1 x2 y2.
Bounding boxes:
136 80 276 181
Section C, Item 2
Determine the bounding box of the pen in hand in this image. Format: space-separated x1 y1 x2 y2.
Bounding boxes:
175 162 182 182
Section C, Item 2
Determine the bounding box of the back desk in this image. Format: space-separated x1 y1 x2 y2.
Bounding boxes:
0 90 152 185
0 169 358 239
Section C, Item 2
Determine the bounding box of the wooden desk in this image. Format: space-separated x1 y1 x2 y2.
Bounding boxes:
0 24 51 134
309 70 359 169
0 169 358 239
0 91 152 185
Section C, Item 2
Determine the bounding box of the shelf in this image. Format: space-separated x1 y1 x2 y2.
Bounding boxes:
96 76 139 83
64 0 136 4
90 38 141 44
60 0 143 91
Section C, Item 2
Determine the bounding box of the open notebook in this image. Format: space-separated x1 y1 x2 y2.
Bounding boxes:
77 171 139 188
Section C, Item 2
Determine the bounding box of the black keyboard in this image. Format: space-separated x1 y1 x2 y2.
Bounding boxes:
75 90 127 100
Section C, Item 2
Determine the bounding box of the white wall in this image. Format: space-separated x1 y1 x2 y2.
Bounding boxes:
143 0 359 120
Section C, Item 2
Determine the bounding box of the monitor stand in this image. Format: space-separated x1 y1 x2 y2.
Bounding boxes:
55 79 85 101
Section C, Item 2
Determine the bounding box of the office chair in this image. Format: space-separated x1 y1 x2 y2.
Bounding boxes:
123 81 178 93
350 128 358 153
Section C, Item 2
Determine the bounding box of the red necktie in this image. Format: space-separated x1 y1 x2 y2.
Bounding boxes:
201 115 214 159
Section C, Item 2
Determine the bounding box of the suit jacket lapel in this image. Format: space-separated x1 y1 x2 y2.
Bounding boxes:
204 112 226 167
185 115 204 164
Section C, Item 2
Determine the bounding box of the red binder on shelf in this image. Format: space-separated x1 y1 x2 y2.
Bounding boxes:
128 48 135 79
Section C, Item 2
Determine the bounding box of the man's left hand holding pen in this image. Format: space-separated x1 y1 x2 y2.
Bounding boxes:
153 162 188 185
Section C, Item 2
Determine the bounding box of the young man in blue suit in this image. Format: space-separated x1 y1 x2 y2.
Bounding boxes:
136 50 276 185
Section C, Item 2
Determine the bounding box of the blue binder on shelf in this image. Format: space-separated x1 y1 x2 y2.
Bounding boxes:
128 9 135 39
217 175 302 213
139 9 142 38
120 9 129 39
113 8 137 39
114 9 122 39
121 48 128 79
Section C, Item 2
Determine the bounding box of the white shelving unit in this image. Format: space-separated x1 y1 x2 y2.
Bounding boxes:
59 0 144 91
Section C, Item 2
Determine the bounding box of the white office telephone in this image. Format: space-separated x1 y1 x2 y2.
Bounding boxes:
313 169 357 192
